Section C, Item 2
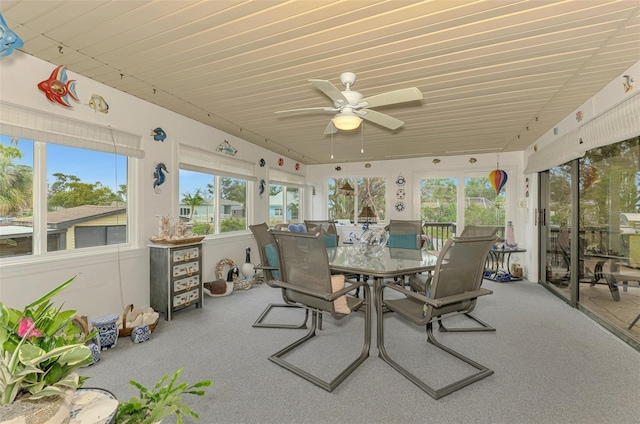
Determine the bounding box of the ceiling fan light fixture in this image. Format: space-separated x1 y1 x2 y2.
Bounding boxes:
332 111 362 131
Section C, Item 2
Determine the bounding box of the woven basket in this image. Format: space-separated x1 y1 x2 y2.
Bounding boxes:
72 315 90 341
118 304 159 338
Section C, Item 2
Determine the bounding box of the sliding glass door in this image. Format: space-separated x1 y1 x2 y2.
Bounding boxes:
539 162 574 303
538 137 640 349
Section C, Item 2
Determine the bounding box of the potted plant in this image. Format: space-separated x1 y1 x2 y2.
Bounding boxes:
0 276 95 422
115 368 212 424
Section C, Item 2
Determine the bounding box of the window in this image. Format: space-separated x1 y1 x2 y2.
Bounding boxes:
464 175 506 227
1 136 129 258
420 178 458 223
269 184 283 225
178 170 248 235
269 184 300 225
328 176 385 223
357 177 385 223
177 144 255 235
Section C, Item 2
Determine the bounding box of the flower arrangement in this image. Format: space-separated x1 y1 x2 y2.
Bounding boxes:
0 275 94 406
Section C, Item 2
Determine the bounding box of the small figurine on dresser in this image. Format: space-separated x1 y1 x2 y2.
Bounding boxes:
174 220 187 237
158 215 170 239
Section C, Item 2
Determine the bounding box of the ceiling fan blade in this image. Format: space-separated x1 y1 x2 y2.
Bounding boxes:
309 79 349 104
361 87 423 108
324 120 337 135
275 107 337 115
358 109 404 130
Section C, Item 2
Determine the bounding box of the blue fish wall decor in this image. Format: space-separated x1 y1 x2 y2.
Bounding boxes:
259 179 266 199
151 127 167 142
0 13 24 57
216 140 238 156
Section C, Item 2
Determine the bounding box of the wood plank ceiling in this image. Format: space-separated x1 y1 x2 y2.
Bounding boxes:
2 0 639 164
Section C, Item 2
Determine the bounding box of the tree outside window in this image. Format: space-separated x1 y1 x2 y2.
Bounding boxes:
420 178 457 223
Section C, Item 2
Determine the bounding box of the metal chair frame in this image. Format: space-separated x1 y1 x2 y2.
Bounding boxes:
377 236 496 399
249 223 309 329
436 225 500 333
269 231 371 392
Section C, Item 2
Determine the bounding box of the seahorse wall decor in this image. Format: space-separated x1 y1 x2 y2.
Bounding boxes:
153 162 169 193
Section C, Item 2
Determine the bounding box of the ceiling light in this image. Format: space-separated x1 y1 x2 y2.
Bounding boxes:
332 110 362 131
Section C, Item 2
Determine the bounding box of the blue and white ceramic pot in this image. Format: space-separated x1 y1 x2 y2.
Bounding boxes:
91 313 119 350
131 323 151 344
84 342 101 366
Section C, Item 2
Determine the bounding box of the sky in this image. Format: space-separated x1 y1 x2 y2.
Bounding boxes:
1 135 127 191
1 135 241 198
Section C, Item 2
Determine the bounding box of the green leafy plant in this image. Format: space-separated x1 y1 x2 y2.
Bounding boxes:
0 275 94 405
116 368 212 424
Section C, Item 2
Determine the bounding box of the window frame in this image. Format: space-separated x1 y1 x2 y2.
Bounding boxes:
0 137 138 262
177 168 252 237
327 175 386 224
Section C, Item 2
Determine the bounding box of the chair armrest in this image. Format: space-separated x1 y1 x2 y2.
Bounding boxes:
435 288 493 306
382 282 492 308
273 279 367 301
254 264 278 271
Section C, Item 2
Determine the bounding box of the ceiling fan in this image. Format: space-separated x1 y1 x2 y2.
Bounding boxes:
275 72 423 134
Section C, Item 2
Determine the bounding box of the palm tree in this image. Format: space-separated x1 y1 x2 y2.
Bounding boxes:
181 189 205 221
0 145 32 218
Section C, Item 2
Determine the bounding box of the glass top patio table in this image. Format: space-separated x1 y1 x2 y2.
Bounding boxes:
328 246 439 351
327 246 438 278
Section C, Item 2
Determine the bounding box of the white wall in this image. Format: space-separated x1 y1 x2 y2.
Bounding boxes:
0 52 300 317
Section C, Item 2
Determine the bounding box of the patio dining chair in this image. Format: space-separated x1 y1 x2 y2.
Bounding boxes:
249 223 309 329
377 235 496 399
386 220 423 286
387 219 423 249
409 226 498 332
304 220 338 236
268 231 371 392
460 225 500 238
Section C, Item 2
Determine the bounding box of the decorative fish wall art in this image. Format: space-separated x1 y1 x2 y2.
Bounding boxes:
217 140 237 156
88 94 109 113
0 13 23 57
150 127 167 142
622 75 634 93
37 65 79 108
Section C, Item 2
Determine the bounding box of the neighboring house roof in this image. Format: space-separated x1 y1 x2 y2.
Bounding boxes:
269 191 284 207
12 205 125 229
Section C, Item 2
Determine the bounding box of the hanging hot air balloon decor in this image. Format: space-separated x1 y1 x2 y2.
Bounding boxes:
488 156 508 195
